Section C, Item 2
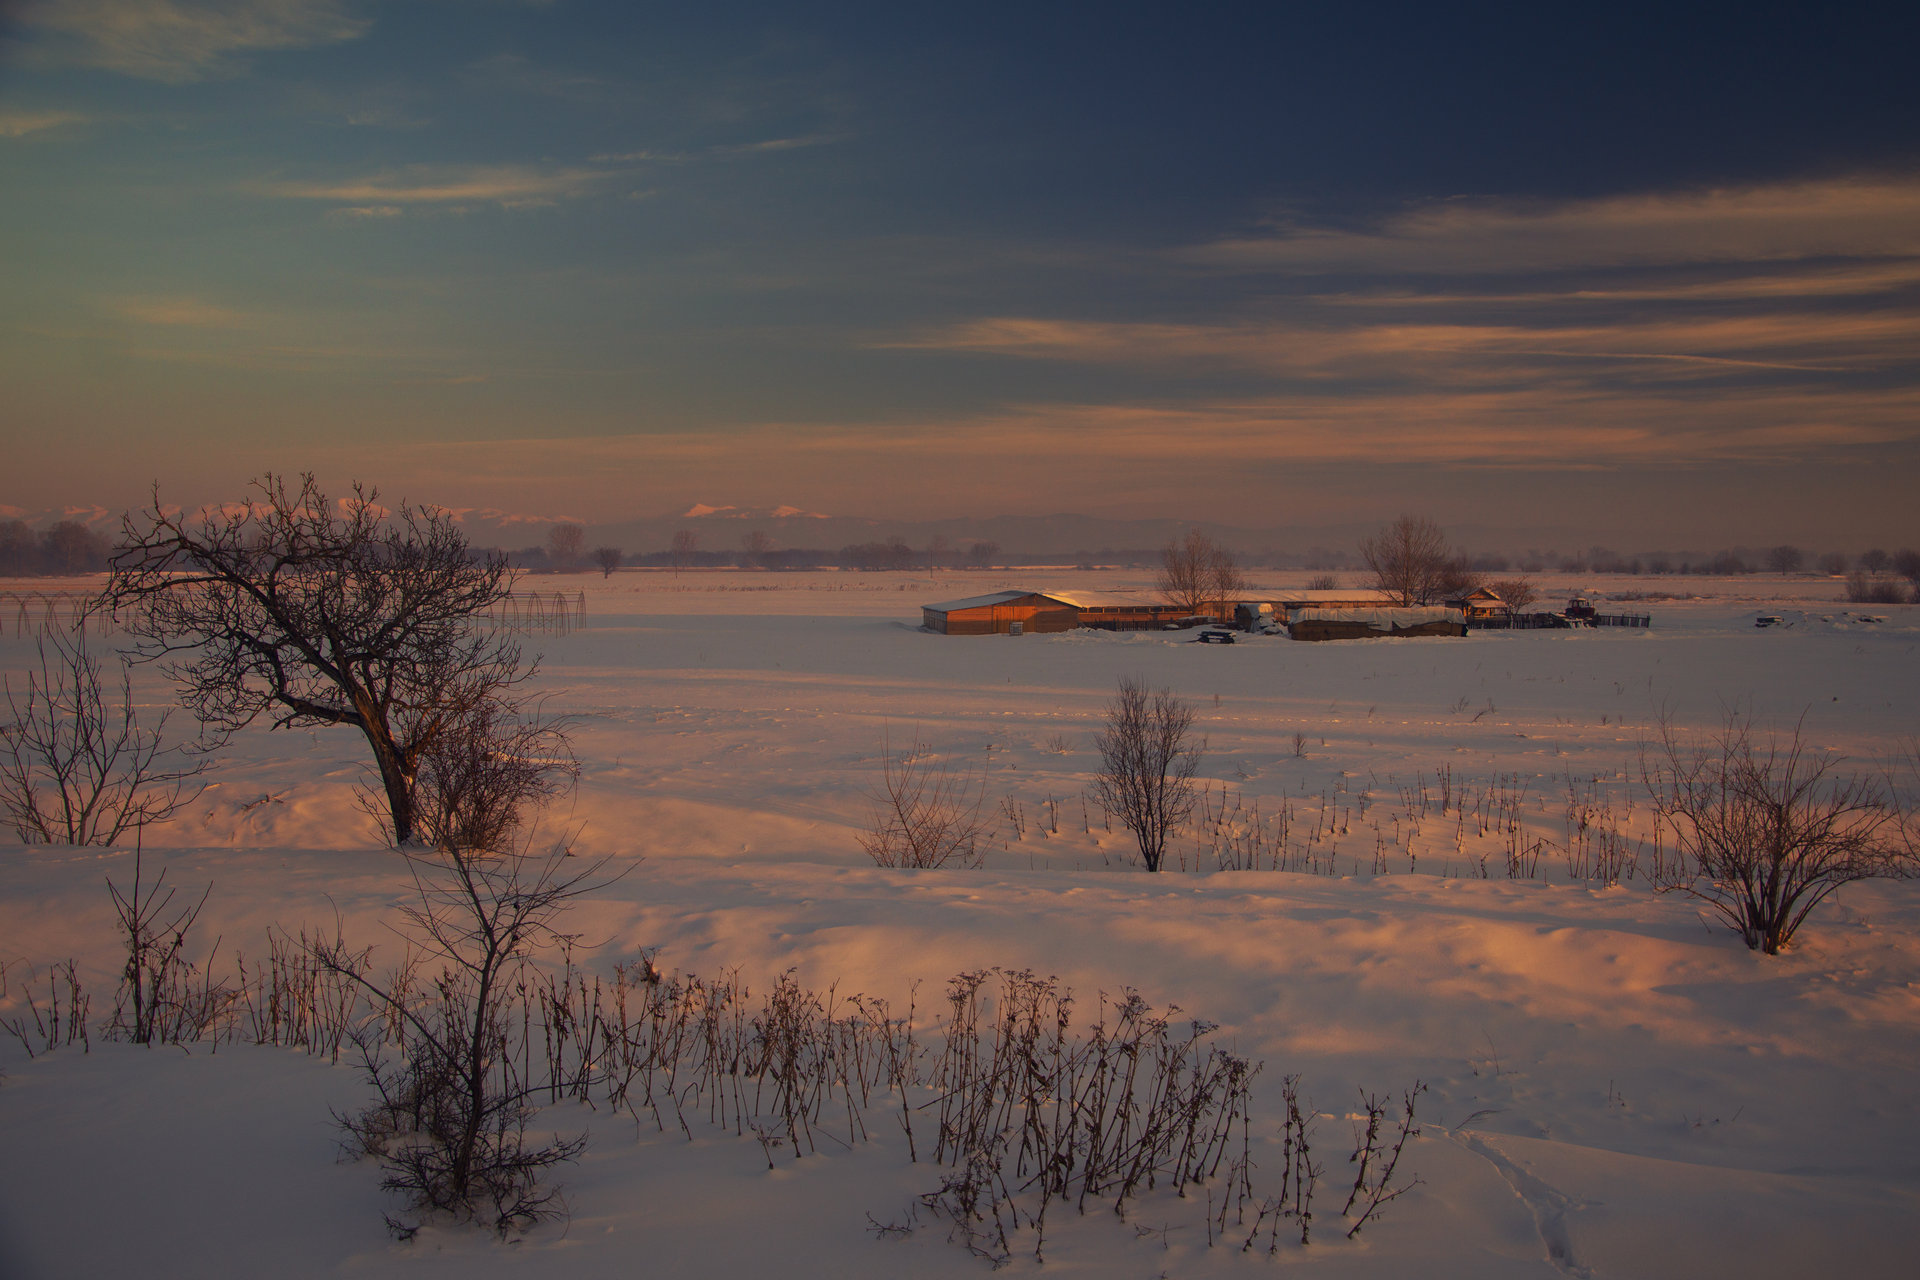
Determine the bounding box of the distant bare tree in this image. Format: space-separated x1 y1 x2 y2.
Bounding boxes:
740 529 772 569
1895 549 1920 587
1093 678 1203 873
966 540 999 569
0 628 204 845
41 521 111 575
1642 713 1912 955
1360 515 1461 605
1858 548 1891 573
670 529 699 576
1157 530 1246 620
1766 545 1803 575
0 519 35 575
857 734 988 869
1487 577 1537 610
1305 573 1338 591
592 547 622 578
1818 551 1850 576
546 524 586 573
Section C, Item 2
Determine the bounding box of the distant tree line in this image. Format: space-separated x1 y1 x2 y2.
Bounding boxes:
0 520 114 576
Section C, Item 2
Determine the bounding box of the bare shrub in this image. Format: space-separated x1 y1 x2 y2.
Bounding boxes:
1094 678 1203 872
1306 572 1338 590
1642 713 1911 954
316 842 605 1234
406 700 576 856
591 546 622 578
1845 572 1909 604
103 848 235 1045
858 735 988 869
0 628 204 845
1 959 91 1058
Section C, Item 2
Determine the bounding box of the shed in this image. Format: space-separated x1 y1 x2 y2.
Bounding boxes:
922 590 1080 635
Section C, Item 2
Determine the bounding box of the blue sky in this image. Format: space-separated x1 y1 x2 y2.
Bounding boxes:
3 1 1917 545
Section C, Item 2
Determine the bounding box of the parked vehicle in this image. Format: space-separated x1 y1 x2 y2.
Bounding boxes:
1196 628 1237 644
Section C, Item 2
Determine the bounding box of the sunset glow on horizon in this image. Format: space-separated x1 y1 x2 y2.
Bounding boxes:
3 2 1917 547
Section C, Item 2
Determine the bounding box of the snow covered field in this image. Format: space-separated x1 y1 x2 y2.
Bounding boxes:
3 570 1918 1278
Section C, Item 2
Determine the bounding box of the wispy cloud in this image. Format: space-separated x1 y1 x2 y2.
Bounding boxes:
1188 178 1920 274
258 163 615 208
22 0 370 84
886 310 1920 377
0 110 88 138
714 134 842 156
107 294 254 327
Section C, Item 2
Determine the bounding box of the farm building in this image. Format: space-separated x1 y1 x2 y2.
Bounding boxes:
1444 586 1509 620
921 589 1191 634
1289 606 1467 642
1260 589 1398 623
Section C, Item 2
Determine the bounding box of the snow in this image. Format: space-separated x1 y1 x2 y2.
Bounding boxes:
3 570 1918 1278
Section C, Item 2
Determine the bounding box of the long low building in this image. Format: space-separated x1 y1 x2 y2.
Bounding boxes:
921 589 1192 634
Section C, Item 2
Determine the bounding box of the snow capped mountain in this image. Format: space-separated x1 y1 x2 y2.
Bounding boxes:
681 504 829 520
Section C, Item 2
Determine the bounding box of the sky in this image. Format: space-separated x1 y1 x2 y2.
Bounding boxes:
2 0 1918 548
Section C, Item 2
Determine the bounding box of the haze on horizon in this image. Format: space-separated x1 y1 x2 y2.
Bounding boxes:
3 1 1917 549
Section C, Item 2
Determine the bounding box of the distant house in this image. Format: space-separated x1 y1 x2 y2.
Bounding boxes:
921 589 1190 634
1444 587 1507 620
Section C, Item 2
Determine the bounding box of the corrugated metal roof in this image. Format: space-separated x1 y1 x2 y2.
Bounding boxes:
1293 606 1463 626
1041 590 1162 609
921 589 1039 614
1275 589 1398 604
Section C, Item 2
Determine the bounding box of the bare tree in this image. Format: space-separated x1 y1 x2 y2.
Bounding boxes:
1766 544 1803 575
104 473 546 847
1359 515 1461 606
1 628 204 845
739 529 773 569
591 546 622 578
1642 713 1912 954
1486 577 1537 610
1157 530 1246 620
1305 573 1339 591
1858 548 1891 573
546 524 585 573
670 529 699 575
1093 678 1203 873
858 734 988 869
1818 551 1850 576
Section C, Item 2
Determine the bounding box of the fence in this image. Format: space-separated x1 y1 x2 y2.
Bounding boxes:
1468 611 1650 631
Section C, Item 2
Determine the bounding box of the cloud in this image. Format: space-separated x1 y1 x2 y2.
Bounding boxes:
22 0 370 83
0 110 88 137
1188 178 1920 274
886 310 1920 378
107 294 254 327
714 134 842 156
1314 260 1920 306
259 163 614 207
